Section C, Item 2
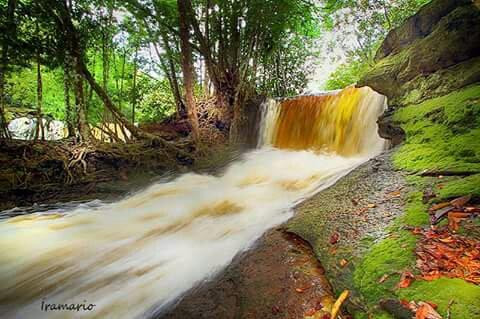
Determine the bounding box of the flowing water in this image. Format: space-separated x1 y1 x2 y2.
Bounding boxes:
0 87 386 318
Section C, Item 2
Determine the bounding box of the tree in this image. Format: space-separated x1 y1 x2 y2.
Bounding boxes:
321 0 430 89
0 0 17 139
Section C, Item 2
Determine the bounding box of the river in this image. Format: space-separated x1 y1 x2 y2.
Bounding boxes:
0 87 386 318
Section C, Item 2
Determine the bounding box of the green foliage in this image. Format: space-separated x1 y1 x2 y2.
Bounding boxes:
323 0 430 89
136 78 176 123
393 85 480 172
325 59 370 90
6 65 65 120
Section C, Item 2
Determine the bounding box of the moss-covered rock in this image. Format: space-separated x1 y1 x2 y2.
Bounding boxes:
301 0 480 317
375 0 471 61
398 278 480 318
392 84 480 173
359 1 480 105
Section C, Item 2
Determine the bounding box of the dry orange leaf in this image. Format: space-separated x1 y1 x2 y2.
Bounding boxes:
429 202 451 212
398 271 415 288
415 302 442 319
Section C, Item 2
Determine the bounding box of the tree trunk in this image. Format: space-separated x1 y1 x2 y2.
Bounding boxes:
54 0 149 141
131 44 139 124
64 67 75 137
0 0 17 139
160 32 185 116
144 20 186 117
71 57 92 143
35 55 45 140
177 0 200 143
119 48 126 109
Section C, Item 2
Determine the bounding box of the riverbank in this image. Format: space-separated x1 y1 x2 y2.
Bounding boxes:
289 0 480 317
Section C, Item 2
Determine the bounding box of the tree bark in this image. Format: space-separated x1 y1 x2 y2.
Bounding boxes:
0 0 17 139
71 57 92 143
35 54 45 140
177 0 200 143
159 32 185 116
131 44 139 124
64 66 75 137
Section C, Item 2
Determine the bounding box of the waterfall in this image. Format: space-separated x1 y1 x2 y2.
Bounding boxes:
258 86 386 156
0 87 387 319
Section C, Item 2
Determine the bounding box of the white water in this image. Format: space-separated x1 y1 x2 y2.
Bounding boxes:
0 88 386 318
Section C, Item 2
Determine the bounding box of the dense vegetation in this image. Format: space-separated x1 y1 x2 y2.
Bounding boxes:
323 0 430 90
0 0 322 144
0 0 432 145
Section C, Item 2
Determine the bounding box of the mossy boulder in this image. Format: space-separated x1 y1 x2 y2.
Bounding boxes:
359 1 480 105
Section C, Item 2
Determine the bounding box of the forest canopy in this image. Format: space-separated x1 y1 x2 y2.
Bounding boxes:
0 0 429 143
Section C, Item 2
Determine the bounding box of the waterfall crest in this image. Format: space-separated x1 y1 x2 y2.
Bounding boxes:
258 87 387 156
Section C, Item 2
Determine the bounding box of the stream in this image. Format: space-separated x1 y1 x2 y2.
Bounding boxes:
0 87 386 318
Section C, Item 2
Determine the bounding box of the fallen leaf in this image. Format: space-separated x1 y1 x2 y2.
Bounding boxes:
415 228 480 285
339 259 348 267
367 203 376 208
421 272 442 281
304 308 317 316
450 195 471 208
429 202 451 212
295 285 310 293
331 290 349 319
398 271 415 288
447 212 470 231
330 232 340 245
378 273 390 283
415 301 442 319
387 190 401 198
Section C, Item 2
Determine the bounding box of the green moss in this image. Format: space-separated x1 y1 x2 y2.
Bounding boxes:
393 85 480 172
353 230 417 305
401 191 430 227
398 278 480 318
437 174 480 199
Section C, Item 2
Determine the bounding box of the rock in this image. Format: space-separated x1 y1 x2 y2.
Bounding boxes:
359 1 480 104
229 94 265 148
377 110 405 146
375 0 471 61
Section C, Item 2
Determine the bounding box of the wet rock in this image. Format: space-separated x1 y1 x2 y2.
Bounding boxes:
229 95 265 148
377 111 405 147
